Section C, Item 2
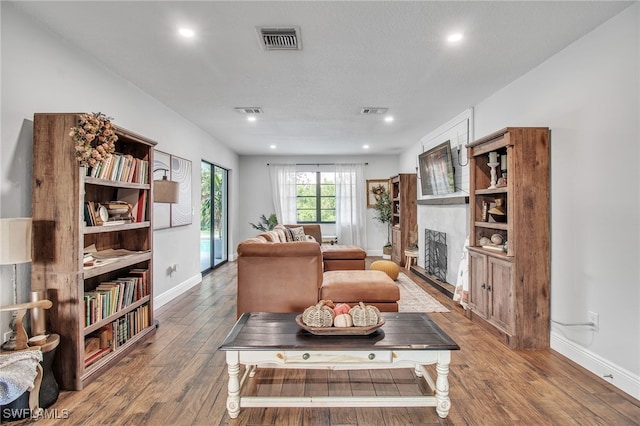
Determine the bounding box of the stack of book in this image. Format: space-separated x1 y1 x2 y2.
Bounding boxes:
89 153 149 184
84 268 149 327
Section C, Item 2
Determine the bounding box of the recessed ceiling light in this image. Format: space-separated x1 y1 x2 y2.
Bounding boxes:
384 116 394 123
447 33 463 43
178 28 195 38
247 116 257 122
270 145 277 149
363 145 370 149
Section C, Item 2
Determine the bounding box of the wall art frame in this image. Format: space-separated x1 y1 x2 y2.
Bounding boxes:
366 179 390 208
153 150 192 229
170 154 192 227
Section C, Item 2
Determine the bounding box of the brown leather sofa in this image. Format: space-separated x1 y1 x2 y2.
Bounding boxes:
236 234 399 318
283 224 366 271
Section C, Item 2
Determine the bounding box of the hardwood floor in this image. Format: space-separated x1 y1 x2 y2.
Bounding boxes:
16 260 639 425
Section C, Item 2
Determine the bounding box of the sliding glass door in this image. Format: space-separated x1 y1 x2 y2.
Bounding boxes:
201 161 228 272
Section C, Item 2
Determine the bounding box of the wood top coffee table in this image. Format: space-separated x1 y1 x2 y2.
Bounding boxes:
219 312 460 419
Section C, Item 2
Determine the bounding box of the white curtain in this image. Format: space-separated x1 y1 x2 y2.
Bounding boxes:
334 163 367 248
268 164 297 224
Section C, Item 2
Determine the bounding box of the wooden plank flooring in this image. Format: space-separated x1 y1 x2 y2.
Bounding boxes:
13 259 639 425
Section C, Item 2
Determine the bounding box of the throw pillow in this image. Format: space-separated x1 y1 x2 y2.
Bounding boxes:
288 226 307 242
274 224 293 242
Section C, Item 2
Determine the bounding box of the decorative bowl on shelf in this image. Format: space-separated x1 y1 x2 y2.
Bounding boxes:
489 212 507 223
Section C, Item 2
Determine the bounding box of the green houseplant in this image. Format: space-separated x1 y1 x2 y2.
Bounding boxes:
371 190 392 255
249 213 278 232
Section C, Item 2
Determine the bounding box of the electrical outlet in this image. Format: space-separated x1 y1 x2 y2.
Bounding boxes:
3 331 12 344
588 311 599 331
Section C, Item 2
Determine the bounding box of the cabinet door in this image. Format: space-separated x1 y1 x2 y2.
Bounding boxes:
391 227 401 263
468 251 488 318
488 256 514 334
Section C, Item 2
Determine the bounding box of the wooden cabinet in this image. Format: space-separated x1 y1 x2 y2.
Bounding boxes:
31 113 157 390
468 250 514 335
466 127 550 349
390 173 417 265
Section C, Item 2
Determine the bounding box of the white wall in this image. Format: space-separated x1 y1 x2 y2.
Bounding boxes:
238 155 398 255
401 4 640 398
0 4 239 323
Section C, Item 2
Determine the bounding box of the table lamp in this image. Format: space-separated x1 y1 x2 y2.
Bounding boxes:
0 217 32 350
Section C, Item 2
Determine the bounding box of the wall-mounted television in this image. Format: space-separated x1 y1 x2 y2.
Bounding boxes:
418 141 456 196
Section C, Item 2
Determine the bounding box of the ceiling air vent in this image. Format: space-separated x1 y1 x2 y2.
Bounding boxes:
257 27 302 51
361 107 389 115
235 107 263 114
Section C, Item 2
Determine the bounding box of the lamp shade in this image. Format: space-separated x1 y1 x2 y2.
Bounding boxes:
154 178 179 204
0 218 32 265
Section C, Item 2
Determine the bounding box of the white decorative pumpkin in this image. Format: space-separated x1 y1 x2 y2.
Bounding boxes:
334 313 353 328
349 302 380 327
302 301 335 327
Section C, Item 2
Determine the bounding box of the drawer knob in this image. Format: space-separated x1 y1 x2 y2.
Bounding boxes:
368 353 375 360
302 353 310 360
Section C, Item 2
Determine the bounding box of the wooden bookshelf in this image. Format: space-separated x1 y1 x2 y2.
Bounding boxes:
389 173 417 265
31 113 157 390
466 127 550 349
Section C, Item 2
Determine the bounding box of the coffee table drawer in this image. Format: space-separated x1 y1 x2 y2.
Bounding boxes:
282 350 392 364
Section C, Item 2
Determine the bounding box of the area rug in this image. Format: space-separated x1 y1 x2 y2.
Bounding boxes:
396 272 450 313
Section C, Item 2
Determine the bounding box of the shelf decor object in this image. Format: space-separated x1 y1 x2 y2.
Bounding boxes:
466 127 550 349
488 151 499 189
69 112 118 167
0 218 32 351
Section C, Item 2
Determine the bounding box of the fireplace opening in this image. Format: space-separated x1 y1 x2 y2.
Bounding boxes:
425 229 447 282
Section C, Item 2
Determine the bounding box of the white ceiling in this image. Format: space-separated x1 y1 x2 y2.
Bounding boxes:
11 1 632 156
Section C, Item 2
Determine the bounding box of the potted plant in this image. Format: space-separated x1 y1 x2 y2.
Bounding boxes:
249 213 278 231
371 189 393 258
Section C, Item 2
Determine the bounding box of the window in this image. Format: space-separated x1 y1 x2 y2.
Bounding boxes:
296 172 335 223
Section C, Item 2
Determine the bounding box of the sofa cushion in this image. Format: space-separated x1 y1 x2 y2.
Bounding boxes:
289 226 307 242
321 245 366 260
320 270 400 303
274 224 293 242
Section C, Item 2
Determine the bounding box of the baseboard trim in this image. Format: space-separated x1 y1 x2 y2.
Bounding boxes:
153 273 202 310
551 331 639 400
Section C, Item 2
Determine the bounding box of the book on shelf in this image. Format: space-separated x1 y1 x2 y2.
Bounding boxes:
84 347 111 367
101 219 126 226
136 190 147 222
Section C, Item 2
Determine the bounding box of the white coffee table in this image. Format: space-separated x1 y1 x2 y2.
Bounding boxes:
219 312 459 418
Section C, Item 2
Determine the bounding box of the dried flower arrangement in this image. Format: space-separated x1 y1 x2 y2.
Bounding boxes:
370 184 386 201
69 112 118 167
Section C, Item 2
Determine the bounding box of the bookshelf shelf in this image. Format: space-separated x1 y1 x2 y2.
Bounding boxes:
81 325 156 382
84 221 151 234
83 295 151 335
32 113 157 390
85 176 150 190
82 252 152 279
